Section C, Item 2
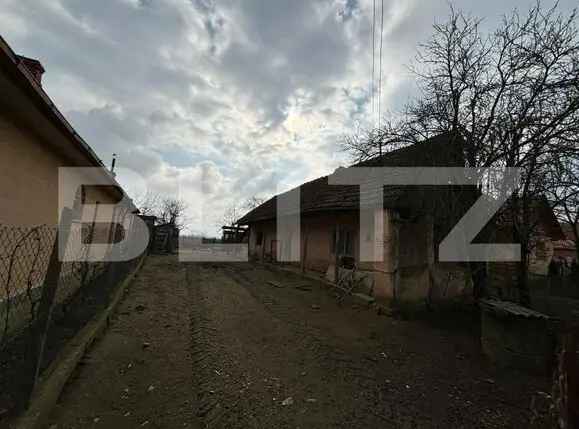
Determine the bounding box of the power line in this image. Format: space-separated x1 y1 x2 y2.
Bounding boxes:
371 0 376 128
378 0 384 135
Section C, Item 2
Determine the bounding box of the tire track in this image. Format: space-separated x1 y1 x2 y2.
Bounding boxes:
186 262 541 428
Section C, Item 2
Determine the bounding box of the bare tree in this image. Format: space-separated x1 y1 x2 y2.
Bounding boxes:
220 204 242 228
341 117 420 162
158 197 188 230
220 195 267 228
133 191 161 217
134 191 188 230
344 2 579 305
547 156 579 262
244 196 266 210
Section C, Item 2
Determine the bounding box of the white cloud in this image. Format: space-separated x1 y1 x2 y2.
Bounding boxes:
2 0 577 235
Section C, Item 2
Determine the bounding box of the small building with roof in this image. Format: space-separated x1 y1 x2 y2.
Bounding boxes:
238 133 564 308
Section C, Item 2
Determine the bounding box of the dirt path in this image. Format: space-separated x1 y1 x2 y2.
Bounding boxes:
48 255 199 429
188 262 549 428
48 256 548 428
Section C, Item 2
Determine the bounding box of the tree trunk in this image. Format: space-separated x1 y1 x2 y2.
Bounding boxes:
573 227 579 270
518 241 531 307
471 261 488 301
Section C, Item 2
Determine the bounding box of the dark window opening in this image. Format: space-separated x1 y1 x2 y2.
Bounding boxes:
331 226 354 257
256 231 264 246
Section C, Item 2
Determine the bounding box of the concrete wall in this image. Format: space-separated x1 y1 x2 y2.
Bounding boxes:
0 113 119 227
481 308 553 373
378 214 471 309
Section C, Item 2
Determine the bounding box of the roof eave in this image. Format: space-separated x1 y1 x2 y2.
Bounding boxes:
0 36 135 210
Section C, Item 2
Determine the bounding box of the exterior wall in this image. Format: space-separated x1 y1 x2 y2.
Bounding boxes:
529 236 554 275
429 263 472 303
368 209 398 302
248 212 359 270
248 219 275 261
395 217 430 303
488 235 559 300
0 112 125 309
0 113 118 227
0 113 63 225
248 210 471 308
488 262 517 294
302 215 334 272
554 246 577 262
373 213 471 307
311 211 358 276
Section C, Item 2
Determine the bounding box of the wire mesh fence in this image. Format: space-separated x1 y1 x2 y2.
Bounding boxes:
0 225 55 349
0 209 146 419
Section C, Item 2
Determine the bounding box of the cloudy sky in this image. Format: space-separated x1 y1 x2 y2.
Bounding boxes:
1 0 575 235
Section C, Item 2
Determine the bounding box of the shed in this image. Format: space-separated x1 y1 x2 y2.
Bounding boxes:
152 223 179 254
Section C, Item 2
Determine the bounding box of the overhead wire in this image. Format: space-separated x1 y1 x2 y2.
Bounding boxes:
378 0 384 134
371 0 376 128
376 0 385 155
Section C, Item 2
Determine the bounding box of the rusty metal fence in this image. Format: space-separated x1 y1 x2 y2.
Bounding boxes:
0 208 146 419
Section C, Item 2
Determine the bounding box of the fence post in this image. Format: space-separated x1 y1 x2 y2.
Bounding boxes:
81 201 99 287
22 207 73 407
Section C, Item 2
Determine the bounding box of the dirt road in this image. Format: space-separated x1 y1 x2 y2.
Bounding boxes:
189 262 548 428
48 256 198 429
48 256 548 428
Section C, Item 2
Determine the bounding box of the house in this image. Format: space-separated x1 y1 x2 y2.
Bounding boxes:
238 133 479 308
238 133 566 309
553 223 578 264
0 36 137 321
0 35 135 228
485 199 566 299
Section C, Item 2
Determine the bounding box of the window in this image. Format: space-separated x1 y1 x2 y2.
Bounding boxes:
256 231 264 246
331 226 354 256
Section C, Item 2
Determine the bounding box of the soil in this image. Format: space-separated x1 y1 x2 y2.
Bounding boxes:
47 255 549 428
0 261 132 419
47 256 197 428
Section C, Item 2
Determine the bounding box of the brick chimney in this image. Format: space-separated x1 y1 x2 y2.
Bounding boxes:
16 55 45 86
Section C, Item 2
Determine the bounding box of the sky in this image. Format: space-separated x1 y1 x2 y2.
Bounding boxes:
1 0 576 236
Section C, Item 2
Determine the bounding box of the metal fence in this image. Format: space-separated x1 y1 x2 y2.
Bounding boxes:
0 208 146 419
